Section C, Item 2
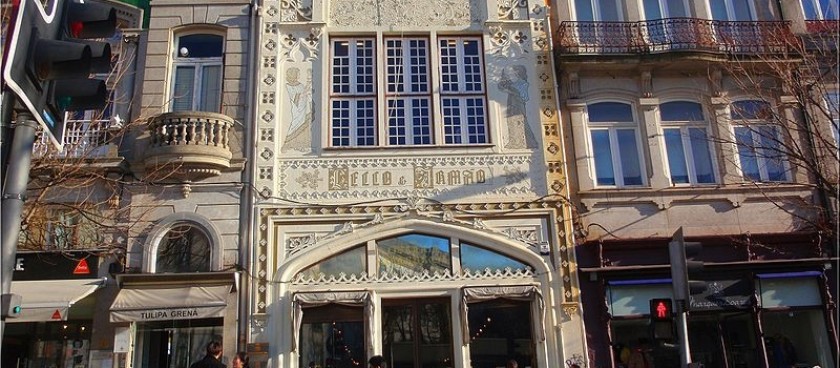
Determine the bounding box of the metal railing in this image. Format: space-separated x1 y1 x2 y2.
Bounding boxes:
556 18 796 55
805 20 840 34
33 119 113 158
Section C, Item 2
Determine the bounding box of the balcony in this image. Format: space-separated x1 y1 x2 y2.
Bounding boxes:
556 18 796 57
143 111 234 182
33 119 119 159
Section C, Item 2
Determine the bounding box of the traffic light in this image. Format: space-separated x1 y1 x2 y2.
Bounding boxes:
649 298 674 340
2 0 116 149
669 227 708 303
1 293 23 319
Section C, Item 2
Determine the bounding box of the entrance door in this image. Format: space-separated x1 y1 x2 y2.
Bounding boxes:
382 299 453 368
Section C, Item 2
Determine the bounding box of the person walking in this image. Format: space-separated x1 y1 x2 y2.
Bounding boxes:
369 355 385 368
191 341 226 368
232 352 249 368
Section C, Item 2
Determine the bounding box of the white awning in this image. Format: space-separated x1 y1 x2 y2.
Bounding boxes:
9 278 106 323
110 285 231 323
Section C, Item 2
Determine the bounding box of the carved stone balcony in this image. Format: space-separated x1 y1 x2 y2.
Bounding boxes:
556 18 796 57
143 111 233 182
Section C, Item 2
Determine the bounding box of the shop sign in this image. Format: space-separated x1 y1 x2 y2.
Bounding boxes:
13 252 99 280
689 278 752 310
110 306 225 322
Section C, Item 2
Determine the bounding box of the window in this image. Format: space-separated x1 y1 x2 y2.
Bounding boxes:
826 91 839 145
329 36 488 147
587 102 645 187
460 243 529 272
19 208 102 249
574 0 624 20
659 101 717 185
171 34 223 112
298 246 366 280
377 234 451 276
299 305 365 368
709 0 755 20
156 224 212 273
730 100 789 182
802 0 839 20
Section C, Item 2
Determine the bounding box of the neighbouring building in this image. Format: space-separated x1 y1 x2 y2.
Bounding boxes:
3 1 145 367
248 1 584 367
549 0 838 367
111 0 255 366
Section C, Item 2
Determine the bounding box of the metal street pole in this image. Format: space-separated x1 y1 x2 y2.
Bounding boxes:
675 299 691 368
0 112 38 352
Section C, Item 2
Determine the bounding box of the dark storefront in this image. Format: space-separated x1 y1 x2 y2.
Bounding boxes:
2 252 105 368
577 234 838 368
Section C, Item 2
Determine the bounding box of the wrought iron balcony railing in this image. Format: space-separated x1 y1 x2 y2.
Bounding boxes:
33 119 115 158
556 18 796 55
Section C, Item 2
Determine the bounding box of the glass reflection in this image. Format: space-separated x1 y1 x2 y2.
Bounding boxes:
299 305 364 368
460 243 528 272
468 300 535 368
298 246 366 279
378 234 450 276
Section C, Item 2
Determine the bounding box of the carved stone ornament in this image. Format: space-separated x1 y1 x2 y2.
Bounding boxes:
280 0 313 22
498 0 528 20
489 26 530 58
329 0 484 27
280 28 322 62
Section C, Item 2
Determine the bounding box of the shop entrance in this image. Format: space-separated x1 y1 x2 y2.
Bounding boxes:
135 318 223 368
382 298 453 368
688 312 759 368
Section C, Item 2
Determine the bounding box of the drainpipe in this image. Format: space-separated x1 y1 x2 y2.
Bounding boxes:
237 0 260 353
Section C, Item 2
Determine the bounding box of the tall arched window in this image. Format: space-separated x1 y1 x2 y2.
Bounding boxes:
587 101 645 187
156 224 212 273
171 33 224 112
659 101 717 185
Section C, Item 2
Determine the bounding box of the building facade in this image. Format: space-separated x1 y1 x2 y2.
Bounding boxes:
549 0 838 367
248 1 584 367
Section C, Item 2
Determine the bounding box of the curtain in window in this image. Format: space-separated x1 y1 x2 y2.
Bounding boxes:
200 65 222 112
173 66 196 112
291 291 373 352
460 285 545 345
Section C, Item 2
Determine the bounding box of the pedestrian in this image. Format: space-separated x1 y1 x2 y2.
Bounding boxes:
190 341 226 368
506 359 518 368
369 355 385 368
232 352 249 368
628 338 654 368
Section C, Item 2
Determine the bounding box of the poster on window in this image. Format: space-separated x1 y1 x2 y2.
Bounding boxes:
64 339 90 368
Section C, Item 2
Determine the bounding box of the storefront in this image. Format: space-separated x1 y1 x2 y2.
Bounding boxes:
253 210 583 368
109 272 239 368
585 268 836 368
2 252 105 368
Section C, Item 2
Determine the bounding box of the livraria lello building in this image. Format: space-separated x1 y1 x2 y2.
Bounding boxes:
248 0 585 367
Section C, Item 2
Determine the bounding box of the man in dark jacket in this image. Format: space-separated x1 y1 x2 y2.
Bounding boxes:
191 341 225 368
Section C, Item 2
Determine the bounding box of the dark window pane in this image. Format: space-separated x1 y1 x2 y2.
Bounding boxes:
177 34 223 58
588 102 634 122
156 225 211 273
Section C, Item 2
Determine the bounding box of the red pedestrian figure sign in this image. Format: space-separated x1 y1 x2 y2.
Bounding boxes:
649 298 672 321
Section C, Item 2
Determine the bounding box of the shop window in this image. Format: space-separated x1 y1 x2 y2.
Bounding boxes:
170 33 223 112
135 319 221 368
156 224 211 273
586 102 646 187
460 243 529 273
297 246 366 280
607 282 673 316
467 300 536 368
329 36 487 147
761 311 835 368
659 101 717 185
377 234 450 276
298 305 365 368
19 207 102 250
383 299 453 368
730 100 790 182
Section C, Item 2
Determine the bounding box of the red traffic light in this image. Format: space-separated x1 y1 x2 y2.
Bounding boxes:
649 298 672 321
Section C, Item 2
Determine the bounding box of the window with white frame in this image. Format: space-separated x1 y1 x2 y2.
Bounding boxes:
802 0 839 20
19 207 102 250
171 34 223 112
328 36 488 147
730 100 789 182
660 101 717 185
587 102 646 187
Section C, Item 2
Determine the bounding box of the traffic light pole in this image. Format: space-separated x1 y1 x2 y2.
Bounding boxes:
0 112 38 352
675 299 692 368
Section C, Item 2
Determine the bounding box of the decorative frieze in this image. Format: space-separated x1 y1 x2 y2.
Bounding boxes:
329 0 484 27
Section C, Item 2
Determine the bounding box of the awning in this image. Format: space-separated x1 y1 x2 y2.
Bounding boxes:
110 285 231 323
9 278 106 323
